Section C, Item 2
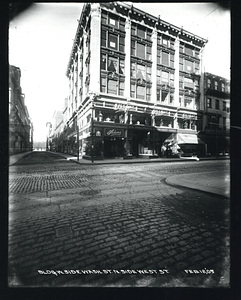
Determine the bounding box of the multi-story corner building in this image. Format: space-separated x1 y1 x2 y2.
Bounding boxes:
199 72 230 155
65 2 208 159
9 65 33 155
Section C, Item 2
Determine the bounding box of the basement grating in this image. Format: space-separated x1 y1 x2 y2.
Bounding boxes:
56 226 72 237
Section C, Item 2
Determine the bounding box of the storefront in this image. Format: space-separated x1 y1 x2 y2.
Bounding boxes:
162 132 206 157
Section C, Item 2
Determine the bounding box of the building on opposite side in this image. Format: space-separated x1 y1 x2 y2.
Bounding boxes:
199 72 230 156
9 65 33 155
48 2 211 160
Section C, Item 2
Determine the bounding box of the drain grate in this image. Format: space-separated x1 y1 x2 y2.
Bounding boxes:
80 189 100 196
56 226 72 237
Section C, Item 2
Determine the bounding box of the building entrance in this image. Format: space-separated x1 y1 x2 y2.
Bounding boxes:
104 137 125 158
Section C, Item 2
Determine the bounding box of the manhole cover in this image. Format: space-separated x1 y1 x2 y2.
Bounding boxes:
80 190 100 196
56 226 72 237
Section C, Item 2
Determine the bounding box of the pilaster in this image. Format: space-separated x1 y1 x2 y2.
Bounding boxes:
124 17 131 98
89 3 101 93
151 28 157 103
174 36 180 107
199 46 205 111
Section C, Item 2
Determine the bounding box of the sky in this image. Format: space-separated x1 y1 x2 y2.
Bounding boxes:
9 2 230 142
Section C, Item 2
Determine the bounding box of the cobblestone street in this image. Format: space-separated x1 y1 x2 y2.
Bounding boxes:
8 152 230 287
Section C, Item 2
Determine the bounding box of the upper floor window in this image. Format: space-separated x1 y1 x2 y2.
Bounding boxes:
101 11 125 31
207 98 212 108
214 81 218 90
184 59 194 73
131 24 152 41
221 82 225 92
207 78 211 88
223 101 226 111
185 45 193 56
131 40 152 60
101 30 125 52
184 77 194 90
131 62 151 81
157 69 174 87
158 36 174 49
101 54 125 75
157 50 174 68
131 83 151 101
215 99 219 109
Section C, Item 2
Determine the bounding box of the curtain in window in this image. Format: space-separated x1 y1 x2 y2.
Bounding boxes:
108 58 118 72
136 64 146 80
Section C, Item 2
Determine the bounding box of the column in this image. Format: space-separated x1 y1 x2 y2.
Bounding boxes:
82 31 88 98
89 3 101 93
124 17 131 98
151 28 157 103
174 36 180 107
199 45 206 111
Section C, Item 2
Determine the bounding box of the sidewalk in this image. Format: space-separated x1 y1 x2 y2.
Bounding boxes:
166 171 230 198
9 151 230 197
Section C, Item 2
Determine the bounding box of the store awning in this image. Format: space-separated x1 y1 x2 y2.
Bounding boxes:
164 133 198 145
177 133 198 144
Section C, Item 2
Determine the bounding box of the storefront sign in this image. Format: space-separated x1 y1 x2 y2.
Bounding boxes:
104 128 124 137
114 103 138 112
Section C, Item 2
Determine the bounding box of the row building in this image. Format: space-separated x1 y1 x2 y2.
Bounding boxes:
9 65 33 155
48 2 230 159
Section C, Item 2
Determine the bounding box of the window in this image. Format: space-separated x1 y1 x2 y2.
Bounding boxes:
184 77 194 89
158 50 174 67
101 54 125 75
109 17 116 27
101 54 107 70
132 41 151 60
162 37 168 46
162 52 169 66
161 90 169 102
119 36 125 52
185 45 193 56
223 101 226 111
137 43 145 59
131 81 151 100
101 30 107 47
221 83 225 92
207 98 212 108
214 81 218 90
137 27 145 39
108 57 118 72
215 99 219 109
207 78 211 88
136 85 145 100
184 59 194 73
161 71 169 84
108 79 117 95
109 34 117 50
131 62 152 82
101 30 125 52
